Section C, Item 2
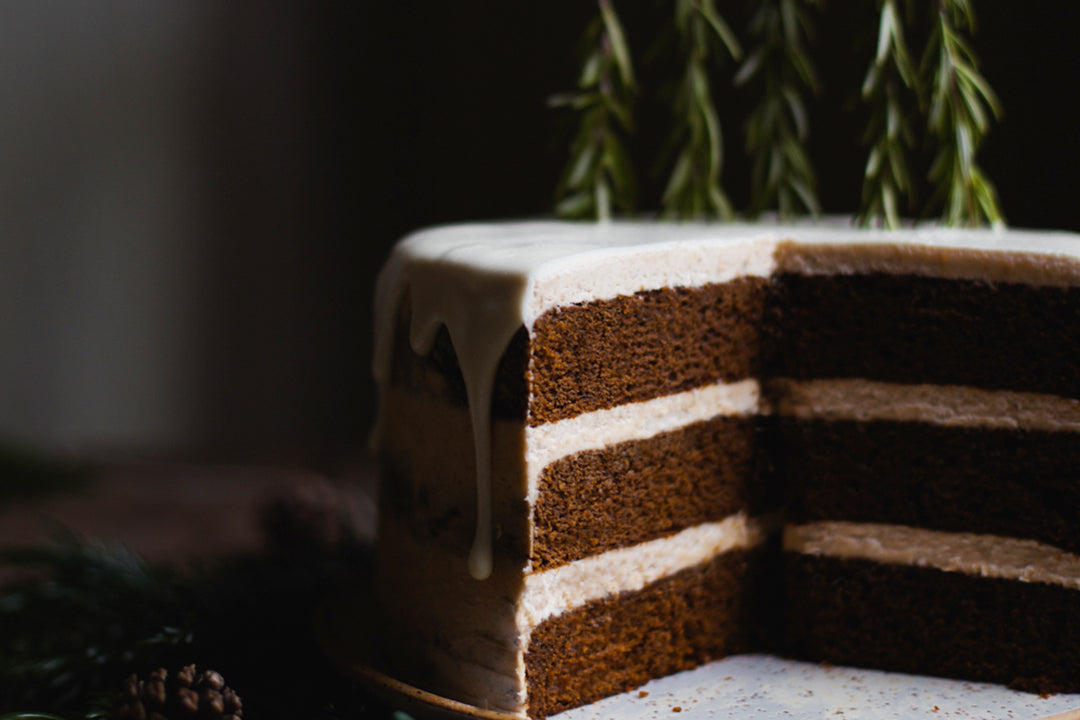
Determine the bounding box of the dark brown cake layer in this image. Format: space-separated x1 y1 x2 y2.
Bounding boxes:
391 273 1079 427
527 278 771 425
772 273 1080 398
390 279 770 425
531 416 761 571
778 418 1080 555
782 553 1080 693
525 547 773 719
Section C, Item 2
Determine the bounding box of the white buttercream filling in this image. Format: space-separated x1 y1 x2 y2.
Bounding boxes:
518 513 767 630
785 521 1080 590
775 237 1080 287
768 378 1080 431
529 235 777 320
523 379 760 505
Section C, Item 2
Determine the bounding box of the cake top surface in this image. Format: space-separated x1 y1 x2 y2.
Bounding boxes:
389 219 1080 277
381 220 1080 324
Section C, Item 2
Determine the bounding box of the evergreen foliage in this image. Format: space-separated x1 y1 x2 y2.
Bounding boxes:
552 0 637 221
554 0 1003 226
736 0 822 219
660 0 743 220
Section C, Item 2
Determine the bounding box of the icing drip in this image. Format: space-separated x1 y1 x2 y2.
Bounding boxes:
373 248 528 580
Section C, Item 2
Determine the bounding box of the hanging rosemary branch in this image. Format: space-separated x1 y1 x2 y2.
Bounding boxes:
857 0 920 228
924 0 1003 227
735 0 821 219
661 0 743 220
552 0 637 221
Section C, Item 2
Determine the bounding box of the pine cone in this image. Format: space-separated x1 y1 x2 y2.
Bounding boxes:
113 665 243 720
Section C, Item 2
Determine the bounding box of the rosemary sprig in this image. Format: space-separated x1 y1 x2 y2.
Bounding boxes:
924 0 1003 227
857 0 921 228
735 0 821 219
661 0 743 221
552 0 637 221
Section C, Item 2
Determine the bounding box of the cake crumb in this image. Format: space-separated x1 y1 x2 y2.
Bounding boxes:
672 707 682 713
932 706 939 712
638 691 649 698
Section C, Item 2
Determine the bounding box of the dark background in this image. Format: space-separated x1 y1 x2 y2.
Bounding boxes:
1 2 1077 465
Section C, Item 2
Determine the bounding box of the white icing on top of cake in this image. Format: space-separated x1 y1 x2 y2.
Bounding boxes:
768 378 1080 432
523 379 760 507
785 521 1080 590
372 219 1080 579
518 512 767 630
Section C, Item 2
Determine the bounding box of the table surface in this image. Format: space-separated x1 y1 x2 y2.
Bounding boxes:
0 459 378 565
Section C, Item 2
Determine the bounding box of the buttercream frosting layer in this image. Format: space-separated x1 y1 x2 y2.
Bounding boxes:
520 513 767 629
525 379 759 501
531 414 758 571
785 521 1080 590
768 378 1080 431
775 238 1080 287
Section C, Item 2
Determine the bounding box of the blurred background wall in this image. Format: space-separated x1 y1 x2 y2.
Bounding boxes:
1 2 1077 464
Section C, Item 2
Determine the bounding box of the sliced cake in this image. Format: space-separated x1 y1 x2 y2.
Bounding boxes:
372 221 1080 717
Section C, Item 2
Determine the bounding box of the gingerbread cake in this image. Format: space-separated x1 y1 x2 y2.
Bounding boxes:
371 221 1080 718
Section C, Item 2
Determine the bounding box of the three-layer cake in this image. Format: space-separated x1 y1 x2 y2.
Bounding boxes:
372 221 1080 718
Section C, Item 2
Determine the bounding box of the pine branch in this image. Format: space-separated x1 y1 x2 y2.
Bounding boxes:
924 0 1004 227
552 0 637 221
0 533 377 720
0 536 192 713
857 0 921 228
736 0 821 219
661 0 742 221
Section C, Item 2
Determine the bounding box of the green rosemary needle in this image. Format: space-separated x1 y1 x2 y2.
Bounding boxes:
857 0 921 228
661 0 742 221
736 0 821 219
552 0 637 221
924 0 1004 227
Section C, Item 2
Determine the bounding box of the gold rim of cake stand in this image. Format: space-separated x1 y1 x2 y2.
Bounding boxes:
315 592 520 720
339 656 519 720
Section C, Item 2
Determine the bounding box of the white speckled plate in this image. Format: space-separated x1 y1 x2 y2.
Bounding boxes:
552 654 1080 720
318 593 1080 720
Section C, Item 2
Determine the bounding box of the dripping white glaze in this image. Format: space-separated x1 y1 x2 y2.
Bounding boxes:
371 220 1080 582
374 250 529 580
